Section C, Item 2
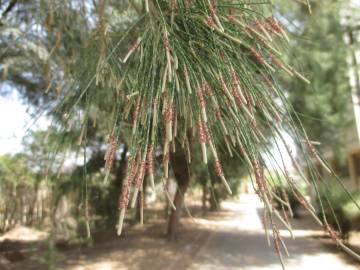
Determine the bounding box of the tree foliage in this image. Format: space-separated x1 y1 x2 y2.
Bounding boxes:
278 0 356 157
1 0 360 264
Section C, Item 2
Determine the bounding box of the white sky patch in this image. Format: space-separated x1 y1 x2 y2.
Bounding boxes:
264 131 296 171
0 91 50 155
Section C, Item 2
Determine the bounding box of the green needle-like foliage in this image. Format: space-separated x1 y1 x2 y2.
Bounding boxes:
51 0 360 264
1 0 359 266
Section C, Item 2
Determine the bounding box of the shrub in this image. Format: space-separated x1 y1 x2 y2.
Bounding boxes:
316 182 360 241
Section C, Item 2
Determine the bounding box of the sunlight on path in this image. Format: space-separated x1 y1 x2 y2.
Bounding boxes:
189 194 358 270
54 194 358 270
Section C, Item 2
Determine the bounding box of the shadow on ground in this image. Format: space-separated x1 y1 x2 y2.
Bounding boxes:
1 198 359 270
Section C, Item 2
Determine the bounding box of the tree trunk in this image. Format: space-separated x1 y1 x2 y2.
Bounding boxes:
167 141 190 241
115 144 128 193
164 178 170 219
209 189 219 211
208 167 220 211
201 179 208 212
27 182 39 225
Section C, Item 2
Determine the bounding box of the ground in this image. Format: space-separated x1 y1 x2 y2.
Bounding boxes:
1 194 359 270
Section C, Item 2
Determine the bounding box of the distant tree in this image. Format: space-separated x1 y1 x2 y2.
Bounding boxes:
278 0 355 159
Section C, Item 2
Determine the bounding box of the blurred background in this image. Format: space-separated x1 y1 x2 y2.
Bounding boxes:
0 0 360 269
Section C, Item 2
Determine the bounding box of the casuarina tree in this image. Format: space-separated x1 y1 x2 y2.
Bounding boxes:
1 0 359 267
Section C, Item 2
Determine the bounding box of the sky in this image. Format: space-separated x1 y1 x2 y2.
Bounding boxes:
0 91 49 155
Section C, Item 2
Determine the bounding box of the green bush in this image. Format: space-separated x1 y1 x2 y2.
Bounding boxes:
316 182 360 241
343 192 360 231
273 186 301 218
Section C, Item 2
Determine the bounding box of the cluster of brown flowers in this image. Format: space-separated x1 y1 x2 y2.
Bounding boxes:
204 80 214 97
273 226 282 254
133 98 141 123
208 0 217 18
266 17 283 34
164 102 174 124
197 84 206 108
230 68 247 104
227 14 236 24
163 34 171 53
134 161 146 189
122 37 141 63
215 108 223 121
206 16 215 28
198 120 210 144
146 145 154 175
250 46 266 66
253 159 267 195
232 85 245 107
214 159 225 177
118 180 130 209
104 133 117 171
269 53 284 70
250 17 284 37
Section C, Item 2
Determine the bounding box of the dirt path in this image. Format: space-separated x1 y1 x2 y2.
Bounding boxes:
188 194 359 270
2 194 359 270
